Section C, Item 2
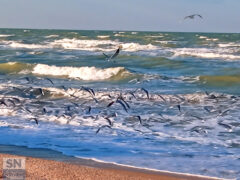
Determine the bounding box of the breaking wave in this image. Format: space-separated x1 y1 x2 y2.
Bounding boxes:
32 64 129 80
0 34 14 37
172 48 240 60
0 62 130 81
0 38 158 52
49 38 158 52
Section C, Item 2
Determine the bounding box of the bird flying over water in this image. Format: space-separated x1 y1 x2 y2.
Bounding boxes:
184 14 203 20
103 45 122 61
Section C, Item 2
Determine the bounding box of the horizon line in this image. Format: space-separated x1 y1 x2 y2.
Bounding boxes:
0 27 239 34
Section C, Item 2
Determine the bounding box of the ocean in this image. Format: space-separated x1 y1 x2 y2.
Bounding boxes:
0 28 240 179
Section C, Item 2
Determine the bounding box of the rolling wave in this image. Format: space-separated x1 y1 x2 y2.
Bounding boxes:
0 38 158 52
0 62 130 81
32 64 129 80
171 48 240 60
0 37 240 61
0 34 14 37
199 75 240 86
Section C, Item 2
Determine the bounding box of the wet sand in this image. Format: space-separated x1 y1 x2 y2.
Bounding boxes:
0 153 220 180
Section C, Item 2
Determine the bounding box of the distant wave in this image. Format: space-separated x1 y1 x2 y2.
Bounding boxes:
1 38 240 61
172 48 240 60
0 40 46 49
44 35 59 38
0 34 14 37
0 38 159 53
97 35 110 39
218 43 240 48
49 38 158 52
114 34 125 37
49 38 118 51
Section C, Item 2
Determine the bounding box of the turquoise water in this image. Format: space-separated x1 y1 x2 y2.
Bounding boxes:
0 28 240 179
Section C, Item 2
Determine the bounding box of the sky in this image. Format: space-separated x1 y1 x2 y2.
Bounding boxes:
0 0 239 33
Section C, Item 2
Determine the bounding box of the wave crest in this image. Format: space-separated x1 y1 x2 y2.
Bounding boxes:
172 48 240 60
32 64 128 80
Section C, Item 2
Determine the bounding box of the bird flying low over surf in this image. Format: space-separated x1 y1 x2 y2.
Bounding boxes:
103 45 122 61
184 14 203 20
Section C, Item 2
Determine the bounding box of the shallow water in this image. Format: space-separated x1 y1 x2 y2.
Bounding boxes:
0 28 240 179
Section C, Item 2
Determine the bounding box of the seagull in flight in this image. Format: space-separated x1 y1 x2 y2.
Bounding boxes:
103 45 122 61
184 14 203 20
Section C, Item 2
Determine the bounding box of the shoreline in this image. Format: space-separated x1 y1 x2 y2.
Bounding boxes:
0 145 221 180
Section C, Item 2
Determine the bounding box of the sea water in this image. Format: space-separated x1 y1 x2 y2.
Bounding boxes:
0 28 240 179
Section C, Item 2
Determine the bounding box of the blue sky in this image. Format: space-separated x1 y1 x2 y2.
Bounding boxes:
0 0 239 32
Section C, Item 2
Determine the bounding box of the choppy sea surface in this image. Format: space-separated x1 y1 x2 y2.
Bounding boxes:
0 28 240 179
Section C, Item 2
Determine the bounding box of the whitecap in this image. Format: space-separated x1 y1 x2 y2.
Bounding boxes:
171 48 240 60
32 64 128 80
44 35 59 38
97 35 110 39
0 34 14 37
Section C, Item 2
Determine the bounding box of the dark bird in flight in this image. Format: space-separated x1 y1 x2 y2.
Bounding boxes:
140 88 149 99
184 14 203 20
45 78 54 85
177 104 181 112
30 118 38 125
96 125 112 134
103 45 122 61
80 86 95 97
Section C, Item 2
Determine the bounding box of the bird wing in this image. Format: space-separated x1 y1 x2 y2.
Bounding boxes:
46 78 54 85
116 99 128 112
103 53 110 59
110 48 120 59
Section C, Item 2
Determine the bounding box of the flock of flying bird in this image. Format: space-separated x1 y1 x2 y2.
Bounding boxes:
0 70 236 136
1 13 210 134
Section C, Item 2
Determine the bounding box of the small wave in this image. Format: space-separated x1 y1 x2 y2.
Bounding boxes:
155 40 178 44
218 43 240 48
0 62 33 74
146 35 164 38
206 38 218 41
44 35 59 38
1 40 46 49
49 38 118 51
172 48 240 60
0 34 14 37
32 64 129 80
50 38 158 52
198 36 208 39
114 34 125 37
121 43 158 52
199 75 240 86
97 35 110 39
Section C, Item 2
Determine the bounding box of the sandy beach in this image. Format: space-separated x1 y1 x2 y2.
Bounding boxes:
0 153 220 180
